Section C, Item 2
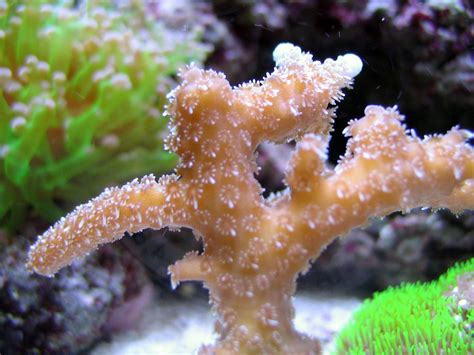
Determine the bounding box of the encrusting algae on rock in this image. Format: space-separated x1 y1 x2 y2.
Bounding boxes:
27 43 473 354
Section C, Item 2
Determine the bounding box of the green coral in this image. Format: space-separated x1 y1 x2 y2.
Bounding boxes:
335 258 474 354
0 0 209 230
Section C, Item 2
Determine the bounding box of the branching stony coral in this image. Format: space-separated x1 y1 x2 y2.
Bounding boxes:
335 258 473 354
27 43 473 354
0 0 208 229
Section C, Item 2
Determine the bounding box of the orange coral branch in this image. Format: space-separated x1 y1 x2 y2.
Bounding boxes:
26 43 473 354
281 106 474 262
234 46 360 144
27 174 193 276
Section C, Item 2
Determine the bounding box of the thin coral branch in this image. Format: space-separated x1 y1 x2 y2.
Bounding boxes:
27 174 193 276
283 106 474 257
235 44 362 144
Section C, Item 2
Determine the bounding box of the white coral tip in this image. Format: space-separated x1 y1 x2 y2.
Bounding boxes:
273 43 304 67
337 53 363 78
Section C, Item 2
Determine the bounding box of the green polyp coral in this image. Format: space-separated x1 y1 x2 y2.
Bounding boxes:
335 258 474 354
0 0 209 230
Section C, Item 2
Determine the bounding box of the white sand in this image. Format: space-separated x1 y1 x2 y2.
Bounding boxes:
93 291 361 355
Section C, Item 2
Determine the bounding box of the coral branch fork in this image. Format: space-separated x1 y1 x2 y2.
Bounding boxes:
27 44 473 354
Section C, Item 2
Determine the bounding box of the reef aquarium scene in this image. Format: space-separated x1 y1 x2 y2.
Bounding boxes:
0 0 473 354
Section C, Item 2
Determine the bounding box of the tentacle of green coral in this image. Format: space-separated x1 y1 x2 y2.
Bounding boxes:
67 61 98 105
47 22 76 75
4 106 52 185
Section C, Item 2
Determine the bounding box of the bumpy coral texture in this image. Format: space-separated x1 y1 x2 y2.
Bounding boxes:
27 44 473 354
